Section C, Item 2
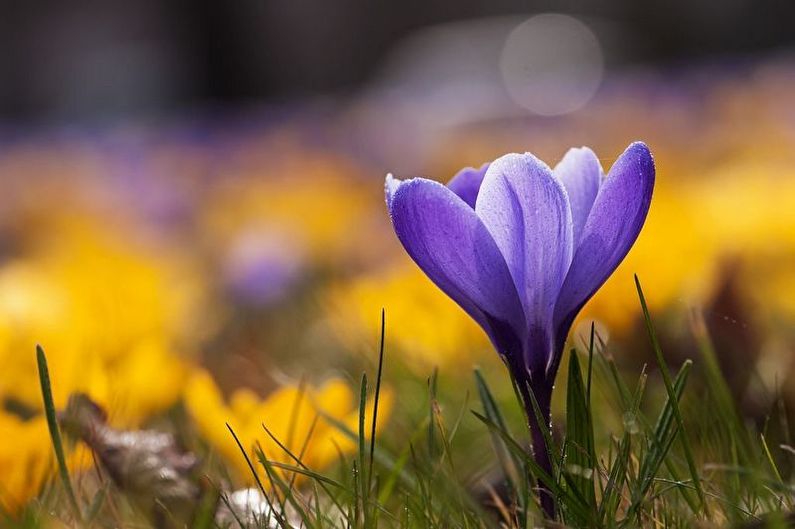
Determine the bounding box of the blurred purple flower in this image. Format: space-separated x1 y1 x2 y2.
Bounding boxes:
223 228 305 307
386 142 654 512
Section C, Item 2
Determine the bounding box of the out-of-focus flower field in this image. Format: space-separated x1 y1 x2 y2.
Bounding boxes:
2 58 795 515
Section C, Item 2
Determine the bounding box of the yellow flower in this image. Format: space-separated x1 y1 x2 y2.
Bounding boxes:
580 180 718 331
201 152 377 267
183 369 392 484
326 263 492 372
0 219 202 425
32 217 208 361
0 220 198 512
102 338 188 428
0 413 52 513
0 410 94 515
583 155 795 333
0 262 110 410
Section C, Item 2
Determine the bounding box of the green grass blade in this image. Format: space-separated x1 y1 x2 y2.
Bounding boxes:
263 461 347 489
635 274 708 517
428 369 439 460
474 368 522 506
36 345 82 523
226 423 267 497
564 350 597 524
260 420 349 519
226 424 289 529
599 432 632 524
600 363 648 524
760 434 784 486
586 322 595 410
474 369 512 439
627 359 693 518
191 488 220 529
218 490 248 529
690 309 753 464
318 408 419 492
358 372 369 526
368 308 387 487
471 410 592 521
84 483 108 525
378 420 428 505
474 369 528 525
255 446 313 529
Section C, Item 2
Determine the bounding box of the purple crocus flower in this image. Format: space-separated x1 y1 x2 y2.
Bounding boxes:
386 142 654 514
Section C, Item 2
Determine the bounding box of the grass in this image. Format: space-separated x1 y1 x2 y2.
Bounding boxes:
35 345 82 524
11 284 795 528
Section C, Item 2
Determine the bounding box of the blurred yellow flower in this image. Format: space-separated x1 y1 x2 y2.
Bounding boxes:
0 411 94 514
34 217 207 360
201 153 378 267
580 180 718 331
0 413 52 513
0 218 200 512
103 338 189 427
0 219 202 425
583 155 795 333
326 263 492 372
183 369 392 484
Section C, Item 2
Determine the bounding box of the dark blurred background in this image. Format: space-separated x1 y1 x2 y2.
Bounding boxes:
1 0 794 121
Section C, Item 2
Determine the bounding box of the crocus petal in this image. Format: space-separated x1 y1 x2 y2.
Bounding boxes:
553 142 655 355
447 163 489 209
387 176 526 354
475 153 573 372
554 147 602 247
385 173 401 209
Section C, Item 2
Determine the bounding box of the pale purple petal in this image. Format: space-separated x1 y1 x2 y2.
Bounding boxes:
475 153 573 371
388 176 526 353
553 142 655 355
554 147 602 247
385 173 401 208
446 163 489 208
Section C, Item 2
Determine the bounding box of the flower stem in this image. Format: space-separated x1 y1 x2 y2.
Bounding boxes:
528 391 555 519
515 373 556 519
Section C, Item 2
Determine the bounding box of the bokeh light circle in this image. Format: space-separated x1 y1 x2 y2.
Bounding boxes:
500 14 604 116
